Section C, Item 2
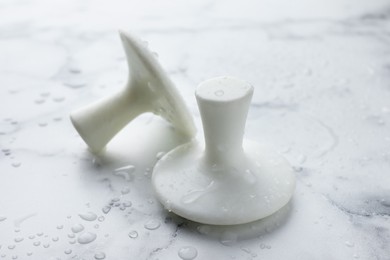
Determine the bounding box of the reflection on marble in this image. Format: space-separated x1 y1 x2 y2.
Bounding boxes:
1 0 390 259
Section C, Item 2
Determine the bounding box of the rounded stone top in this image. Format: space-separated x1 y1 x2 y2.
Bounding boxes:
195 76 253 103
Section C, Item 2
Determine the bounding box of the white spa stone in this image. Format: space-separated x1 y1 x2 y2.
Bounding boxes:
152 76 296 225
70 31 196 153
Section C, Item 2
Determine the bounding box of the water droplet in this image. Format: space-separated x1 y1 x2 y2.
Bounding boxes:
94 252 106 259
102 206 111 214
40 92 50 97
94 224 99 229
64 249 72 255
178 246 198 260
69 67 81 74
243 169 257 184
144 219 161 230
114 165 135 173
197 225 211 235
28 235 35 239
52 96 65 102
11 162 21 168
98 216 105 222
52 237 59 242
77 232 97 244
220 231 237 246
33 241 40 246
56 225 63 229
69 239 76 244
14 228 20 233
0 216 6 222
128 231 138 238
181 181 215 204
14 238 23 243
214 90 224 97
26 252 32 256
11 256 17 260
156 151 165 160
79 212 97 221
34 98 45 104
63 79 87 89
121 187 130 194
43 243 50 248
71 224 84 233
122 201 132 207
345 241 354 247
297 154 307 164
8 245 15 249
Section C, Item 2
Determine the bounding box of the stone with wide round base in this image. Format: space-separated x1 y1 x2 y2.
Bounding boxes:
152 76 296 225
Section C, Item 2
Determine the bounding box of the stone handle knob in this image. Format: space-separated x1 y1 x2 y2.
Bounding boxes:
196 77 253 166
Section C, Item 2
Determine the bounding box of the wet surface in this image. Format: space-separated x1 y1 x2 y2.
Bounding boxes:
1 0 390 259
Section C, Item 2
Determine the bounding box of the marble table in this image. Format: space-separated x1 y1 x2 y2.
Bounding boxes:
1 0 390 259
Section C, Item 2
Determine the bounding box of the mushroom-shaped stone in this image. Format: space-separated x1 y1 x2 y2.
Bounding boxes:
70 31 196 153
152 76 295 225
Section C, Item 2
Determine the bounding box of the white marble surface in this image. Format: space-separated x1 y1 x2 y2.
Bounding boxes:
1 0 390 259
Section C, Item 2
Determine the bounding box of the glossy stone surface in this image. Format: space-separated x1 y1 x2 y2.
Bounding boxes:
0 0 389 259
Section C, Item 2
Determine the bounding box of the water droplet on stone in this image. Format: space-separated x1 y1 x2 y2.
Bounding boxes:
214 90 224 97
43 243 50 248
94 224 99 229
94 252 106 259
56 225 63 229
220 231 238 246
178 246 198 260
0 216 6 222
69 239 76 244
69 67 81 74
64 249 72 254
77 232 97 244
244 169 256 184
197 225 211 235
63 79 87 89
144 219 161 230
14 238 23 243
8 245 15 249
156 151 165 160
123 201 132 207
33 241 40 246
11 162 21 168
128 230 138 238
11 255 17 259
52 237 59 242
71 224 84 233
121 187 130 194
26 252 32 256
79 212 97 221
28 235 35 239
53 96 65 102
297 154 307 164
34 98 45 104
98 216 105 222
102 206 111 214
345 241 354 247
